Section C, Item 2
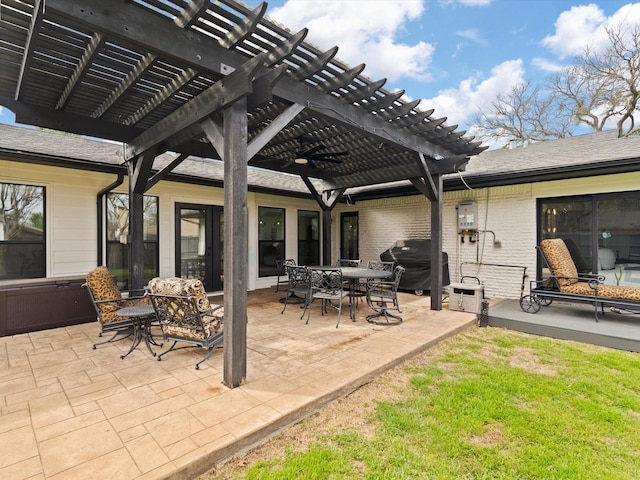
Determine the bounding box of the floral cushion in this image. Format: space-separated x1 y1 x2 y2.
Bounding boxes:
148 277 224 339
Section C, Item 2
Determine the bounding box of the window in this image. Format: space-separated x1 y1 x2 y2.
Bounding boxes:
0 182 45 279
539 191 640 285
106 193 159 289
298 210 320 266
258 206 285 277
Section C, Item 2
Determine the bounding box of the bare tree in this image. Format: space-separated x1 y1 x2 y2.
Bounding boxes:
471 82 575 147
0 184 43 240
474 21 640 145
551 23 640 136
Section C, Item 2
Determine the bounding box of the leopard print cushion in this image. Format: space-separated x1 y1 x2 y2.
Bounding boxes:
85 266 146 323
561 282 640 301
540 239 578 286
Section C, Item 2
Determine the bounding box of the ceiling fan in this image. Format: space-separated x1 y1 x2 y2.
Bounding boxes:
292 137 348 167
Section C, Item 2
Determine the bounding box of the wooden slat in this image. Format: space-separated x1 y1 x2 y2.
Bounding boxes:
174 0 210 29
14 0 44 101
125 53 264 159
290 46 338 81
218 2 266 49
56 32 105 110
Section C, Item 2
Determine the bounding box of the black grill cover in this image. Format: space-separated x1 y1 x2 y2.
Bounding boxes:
380 239 450 292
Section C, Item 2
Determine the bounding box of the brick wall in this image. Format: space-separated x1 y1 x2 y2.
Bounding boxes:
334 184 536 300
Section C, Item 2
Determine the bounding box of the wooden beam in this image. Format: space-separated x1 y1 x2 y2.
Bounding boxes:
200 118 224 159
377 99 421 121
247 64 288 110
15 0 44 101
219 2 266 49
364 89 405 112
291 46 338 81
222 97 249 388
130 149 157 194
277 80 457 159
92 52 158 118
264 29 308 67
47 0 241 76
247 103 304 159
146 153 189 190
342 78 386 104
318 64 365 94
1 95 142 141
125 53 265 160
174 0 210 29
125 68 198 126
430 155 470 175
416 152 438 201
301 176 344 210
56 33 105 110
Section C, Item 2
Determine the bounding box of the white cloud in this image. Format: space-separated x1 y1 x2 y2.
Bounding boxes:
422 59 526 128
542 3 640 59
266 0 433 82
439 0 492 5
456 28 488 46
531 57 564 73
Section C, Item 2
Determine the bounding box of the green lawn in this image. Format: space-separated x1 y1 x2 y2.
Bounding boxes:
208 328 640 480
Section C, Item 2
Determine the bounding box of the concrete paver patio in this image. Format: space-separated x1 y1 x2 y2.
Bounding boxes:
0 288 476 480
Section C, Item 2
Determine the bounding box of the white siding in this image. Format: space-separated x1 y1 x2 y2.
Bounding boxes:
1 159 320 289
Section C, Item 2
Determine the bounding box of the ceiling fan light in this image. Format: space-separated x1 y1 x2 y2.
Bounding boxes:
294 157 308 165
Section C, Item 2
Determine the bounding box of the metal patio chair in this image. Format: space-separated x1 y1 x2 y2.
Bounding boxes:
281 265 311 317
83 265 151 351
366 265 406 325
306 267 350 328
147 277 224 369
275 258 296 292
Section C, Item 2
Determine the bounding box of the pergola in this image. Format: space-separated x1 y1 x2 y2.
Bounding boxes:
0 0 487 387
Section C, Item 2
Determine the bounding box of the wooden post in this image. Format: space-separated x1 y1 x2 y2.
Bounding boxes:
322 208 332 266
430 173 444 310
128 158 145 295
222 97 248 388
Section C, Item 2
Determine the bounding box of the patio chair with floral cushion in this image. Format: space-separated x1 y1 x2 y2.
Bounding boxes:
147 277 224 369
84 265 150 350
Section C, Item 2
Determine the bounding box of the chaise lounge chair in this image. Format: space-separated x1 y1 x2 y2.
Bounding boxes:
520 238 640 321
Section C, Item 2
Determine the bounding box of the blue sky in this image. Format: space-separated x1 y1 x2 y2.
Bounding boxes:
3 0 639 140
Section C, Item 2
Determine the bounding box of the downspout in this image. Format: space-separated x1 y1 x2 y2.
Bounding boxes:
96 174 125 266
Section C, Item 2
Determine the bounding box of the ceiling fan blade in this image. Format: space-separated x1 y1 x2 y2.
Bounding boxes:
301 145 325 156
309 150 348 158
308 156 343 164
